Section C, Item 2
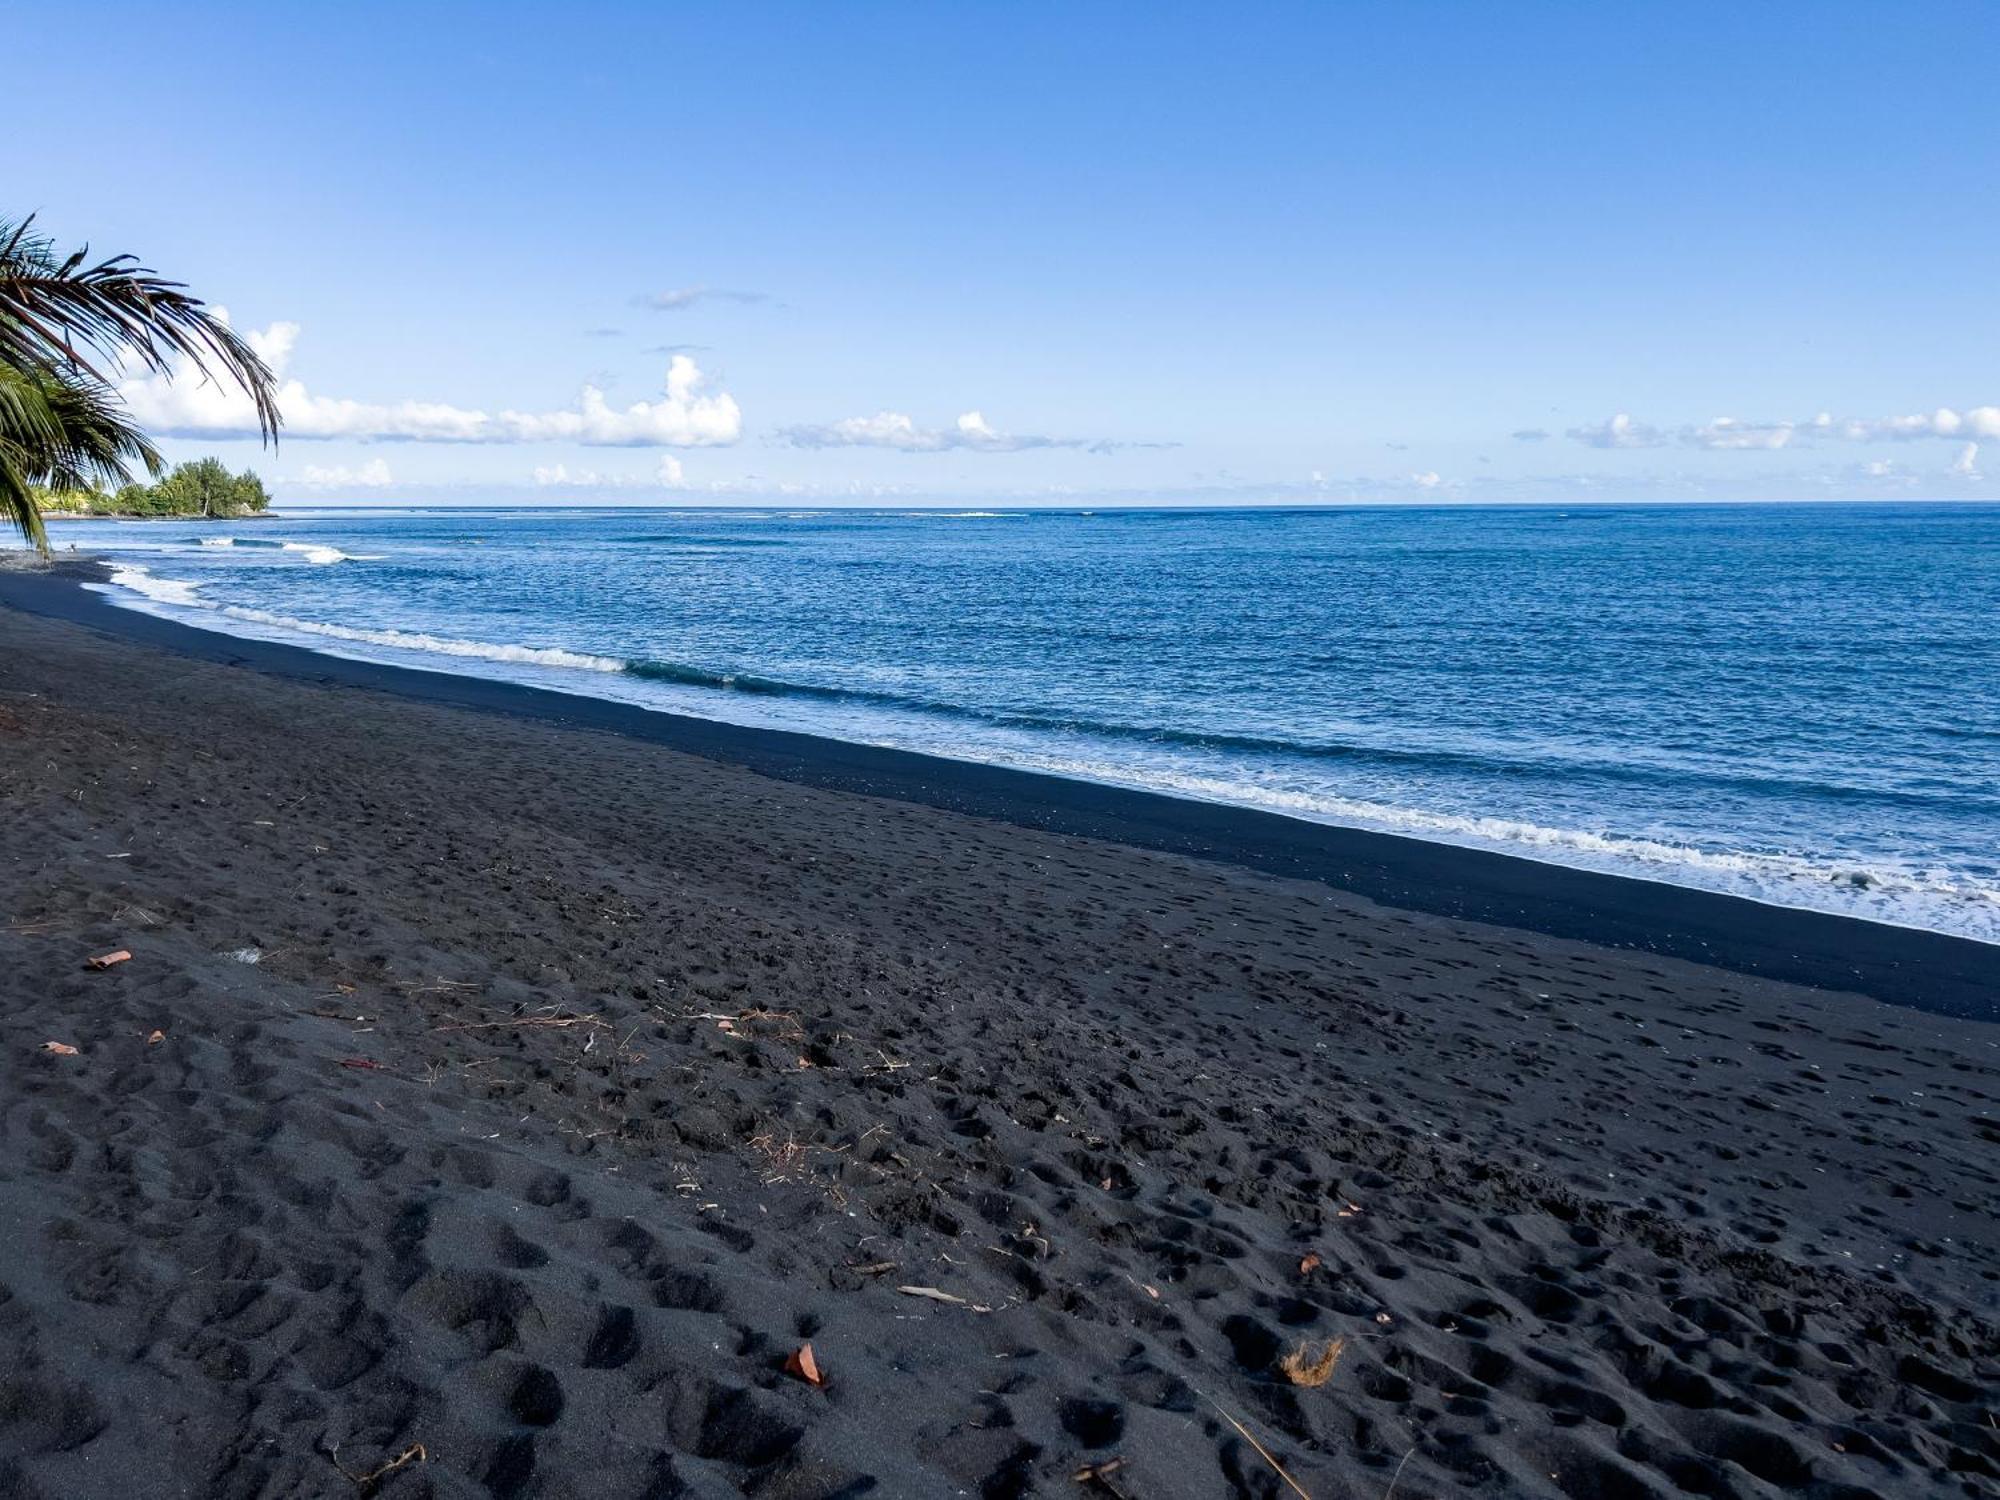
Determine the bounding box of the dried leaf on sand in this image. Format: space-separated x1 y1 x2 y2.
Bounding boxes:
1279 1336 1347 1388
784 1342 827 1386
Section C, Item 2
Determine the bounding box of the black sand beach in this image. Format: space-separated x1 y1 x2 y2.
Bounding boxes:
1 562 1995 1498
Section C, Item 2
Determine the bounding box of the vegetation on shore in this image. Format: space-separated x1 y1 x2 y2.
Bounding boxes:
0 215 281 553
38 458 271 518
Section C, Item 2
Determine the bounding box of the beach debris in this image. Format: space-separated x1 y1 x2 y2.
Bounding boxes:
1375 1312 1393 1325
898 1285 969 1305
847 1260 898 1276
85 949 131 970
897 1284 995 1312
1200 1391 1311 1499
1299 1252 1322 1275
338 1057 388 1071
326 1440 427 1494
1279 1336 1347 1388
432 1011 605 1034
228 947 263 965
1336 1200 1363 1219
146 1029 166 1045
1073 1456 1130 1494
41 1041 79 1056
1383 1445 1418 1500
784 1342 827 1387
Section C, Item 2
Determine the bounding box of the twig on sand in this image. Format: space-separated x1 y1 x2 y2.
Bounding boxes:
1383 1444 1418 1499
1198 1390 1311 1500
395 977 479 997
897 1284 969 1304
1074 1456 1130 1495
325 1440 426 1495
897 1284 995 1312
431 1012 606 1034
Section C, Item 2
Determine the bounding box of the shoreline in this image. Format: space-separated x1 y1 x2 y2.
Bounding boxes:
3 556 1990 1018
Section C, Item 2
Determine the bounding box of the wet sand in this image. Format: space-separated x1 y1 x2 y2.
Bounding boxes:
1 563 1994 1498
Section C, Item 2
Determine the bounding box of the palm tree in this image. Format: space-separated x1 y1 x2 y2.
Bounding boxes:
0 215 281 553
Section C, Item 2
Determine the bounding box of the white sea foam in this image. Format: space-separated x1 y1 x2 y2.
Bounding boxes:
218 606 629 674
195 536 357 563
966 749 2000 942
102 565 206 608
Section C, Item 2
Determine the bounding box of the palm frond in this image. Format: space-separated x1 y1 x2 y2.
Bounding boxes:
0 362 163 552
0 446 47 554
0 215 281 443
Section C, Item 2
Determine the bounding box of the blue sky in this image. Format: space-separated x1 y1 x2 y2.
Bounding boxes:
10 2 1999 504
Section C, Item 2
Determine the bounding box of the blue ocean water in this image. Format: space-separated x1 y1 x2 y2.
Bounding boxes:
43 503 2000 943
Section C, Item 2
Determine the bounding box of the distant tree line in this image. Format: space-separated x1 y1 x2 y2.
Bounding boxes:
38 457 271 517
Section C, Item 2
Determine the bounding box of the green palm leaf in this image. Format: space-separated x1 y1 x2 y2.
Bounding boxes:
0 213 280 552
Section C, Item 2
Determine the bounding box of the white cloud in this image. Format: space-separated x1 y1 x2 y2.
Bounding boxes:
1567 414 1666 449
532 455 691 488
117 322 741 447
782 408 1091 453
641 286 767 311
1828 406 2000 443
1684 417 1794 451
1568 404 2000 452
1409 470 1444 488
293 459 393 488
1951 442 1982 478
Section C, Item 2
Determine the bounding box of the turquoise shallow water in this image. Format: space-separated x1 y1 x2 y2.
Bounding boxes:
47 502 2000 943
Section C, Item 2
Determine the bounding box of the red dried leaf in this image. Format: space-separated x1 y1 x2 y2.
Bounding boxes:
1299 1252 1322 1275
784 1342 826 1387
41 1040 79 1056
86 950 131 970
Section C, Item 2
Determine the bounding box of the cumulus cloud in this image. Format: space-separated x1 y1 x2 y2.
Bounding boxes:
293 459 393 488
117 322 741 447
640 286 768 311
1684 418 1795 451
782 409 1104 453
1567 404 2000 453
1951 442 1982 479
1827 406 2000 443
1567 414 1667 449
531 454 690 488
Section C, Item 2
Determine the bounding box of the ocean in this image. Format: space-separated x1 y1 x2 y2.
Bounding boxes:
42 502 2000 944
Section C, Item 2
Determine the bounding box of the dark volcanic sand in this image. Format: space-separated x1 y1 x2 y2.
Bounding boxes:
0 567 1995 1499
